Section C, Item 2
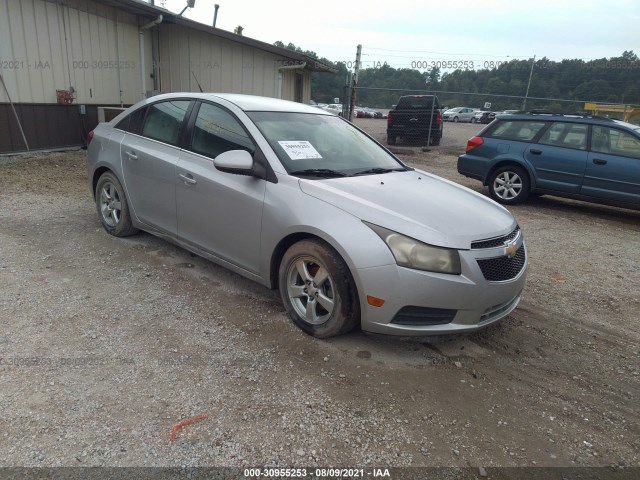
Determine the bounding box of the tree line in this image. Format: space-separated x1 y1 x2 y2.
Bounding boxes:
274 42 640 113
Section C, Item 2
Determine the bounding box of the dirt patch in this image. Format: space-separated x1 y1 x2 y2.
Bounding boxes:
0 142 638 469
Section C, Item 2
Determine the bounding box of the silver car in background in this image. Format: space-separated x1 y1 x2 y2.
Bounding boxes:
87 93 527 338
443 107 479 122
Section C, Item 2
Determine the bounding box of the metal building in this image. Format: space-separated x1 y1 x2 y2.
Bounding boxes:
0 0 335 153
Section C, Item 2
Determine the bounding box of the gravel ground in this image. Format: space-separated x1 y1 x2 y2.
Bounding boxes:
1 120 639 471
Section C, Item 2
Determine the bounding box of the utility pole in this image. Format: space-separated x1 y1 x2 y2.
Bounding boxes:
348 44 362 121
522 54 536 111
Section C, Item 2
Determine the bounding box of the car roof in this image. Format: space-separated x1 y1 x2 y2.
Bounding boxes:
495 112 639 130
138 92 330 114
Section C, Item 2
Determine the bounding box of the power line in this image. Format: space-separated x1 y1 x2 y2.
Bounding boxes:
354 86 640 107
362 47 633 63
363 47 520 58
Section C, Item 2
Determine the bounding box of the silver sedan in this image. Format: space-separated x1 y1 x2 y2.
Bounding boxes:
87 93 527 338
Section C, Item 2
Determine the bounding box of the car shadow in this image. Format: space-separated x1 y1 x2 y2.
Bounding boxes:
522 194 640 225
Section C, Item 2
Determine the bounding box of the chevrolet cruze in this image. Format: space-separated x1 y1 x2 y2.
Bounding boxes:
87 93 527 338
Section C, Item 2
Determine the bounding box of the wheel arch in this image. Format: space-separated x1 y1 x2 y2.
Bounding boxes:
268 232 361 301
269 232 315 290
92 166 117 199
484 159 535 189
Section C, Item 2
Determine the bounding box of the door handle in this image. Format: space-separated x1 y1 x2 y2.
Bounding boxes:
125 151 138 160
529 149 542 155
179 173 197 185
593 159 607 165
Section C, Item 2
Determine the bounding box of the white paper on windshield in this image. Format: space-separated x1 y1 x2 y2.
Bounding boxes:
278 141 323 160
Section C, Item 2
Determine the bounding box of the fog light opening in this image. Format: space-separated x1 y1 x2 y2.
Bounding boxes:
367 295 385 307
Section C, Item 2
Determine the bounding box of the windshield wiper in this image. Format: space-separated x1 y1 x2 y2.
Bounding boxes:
289 168 348 178
352 167 407 176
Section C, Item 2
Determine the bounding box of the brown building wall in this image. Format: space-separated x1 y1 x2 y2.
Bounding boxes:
0 103 109 153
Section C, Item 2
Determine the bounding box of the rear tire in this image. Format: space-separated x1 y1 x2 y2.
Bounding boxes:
387 135 396 145
488 165 531 205
95 172 138 237
279 239 360 338
430 135 441 146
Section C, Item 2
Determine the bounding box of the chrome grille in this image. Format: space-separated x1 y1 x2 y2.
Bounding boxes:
471 226 520 249
477 245 526 282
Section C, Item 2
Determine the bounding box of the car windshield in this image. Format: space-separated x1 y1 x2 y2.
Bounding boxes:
612 119 640 133
247 112 407 177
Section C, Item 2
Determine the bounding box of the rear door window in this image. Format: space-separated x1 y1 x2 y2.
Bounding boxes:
141 100 191 146
488 121 547 142
116 107 147 134
539 122 587 150
396 96 439 109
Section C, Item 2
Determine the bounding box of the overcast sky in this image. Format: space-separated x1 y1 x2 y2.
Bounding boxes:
159 0 639 70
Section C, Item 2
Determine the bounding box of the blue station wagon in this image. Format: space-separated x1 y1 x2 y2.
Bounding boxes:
457 113 640 210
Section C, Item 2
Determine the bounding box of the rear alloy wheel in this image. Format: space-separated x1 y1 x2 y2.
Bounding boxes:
279 239 359 338
95 172 138 237
488 165 531 205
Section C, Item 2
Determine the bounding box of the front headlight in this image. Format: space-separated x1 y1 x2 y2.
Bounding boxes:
365 222 461 275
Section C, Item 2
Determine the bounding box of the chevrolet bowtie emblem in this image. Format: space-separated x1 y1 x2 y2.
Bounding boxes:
505 243 518 258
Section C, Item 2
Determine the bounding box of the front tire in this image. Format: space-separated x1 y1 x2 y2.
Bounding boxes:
279 239 360 338
453 116 459 123
95 172 138 237
488 165 531 205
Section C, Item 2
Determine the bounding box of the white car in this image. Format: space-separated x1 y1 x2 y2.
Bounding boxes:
320 104 342 116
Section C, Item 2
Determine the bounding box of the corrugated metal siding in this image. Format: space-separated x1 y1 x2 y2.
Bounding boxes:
0 103 107 153
302 70 311 103
1 0 313 106
0 0 145 105
158 25 311 102
280 69 295 101
0 0 317 154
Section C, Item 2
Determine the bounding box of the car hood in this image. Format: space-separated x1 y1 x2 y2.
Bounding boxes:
298 170 516 249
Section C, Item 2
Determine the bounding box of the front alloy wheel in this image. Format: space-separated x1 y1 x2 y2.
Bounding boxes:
286 257 335 325
279 239 359 338
488 165 530 205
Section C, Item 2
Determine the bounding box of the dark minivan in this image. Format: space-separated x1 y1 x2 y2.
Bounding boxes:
457 113 640 210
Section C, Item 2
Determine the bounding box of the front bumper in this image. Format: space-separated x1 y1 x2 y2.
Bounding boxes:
356 239 528 336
